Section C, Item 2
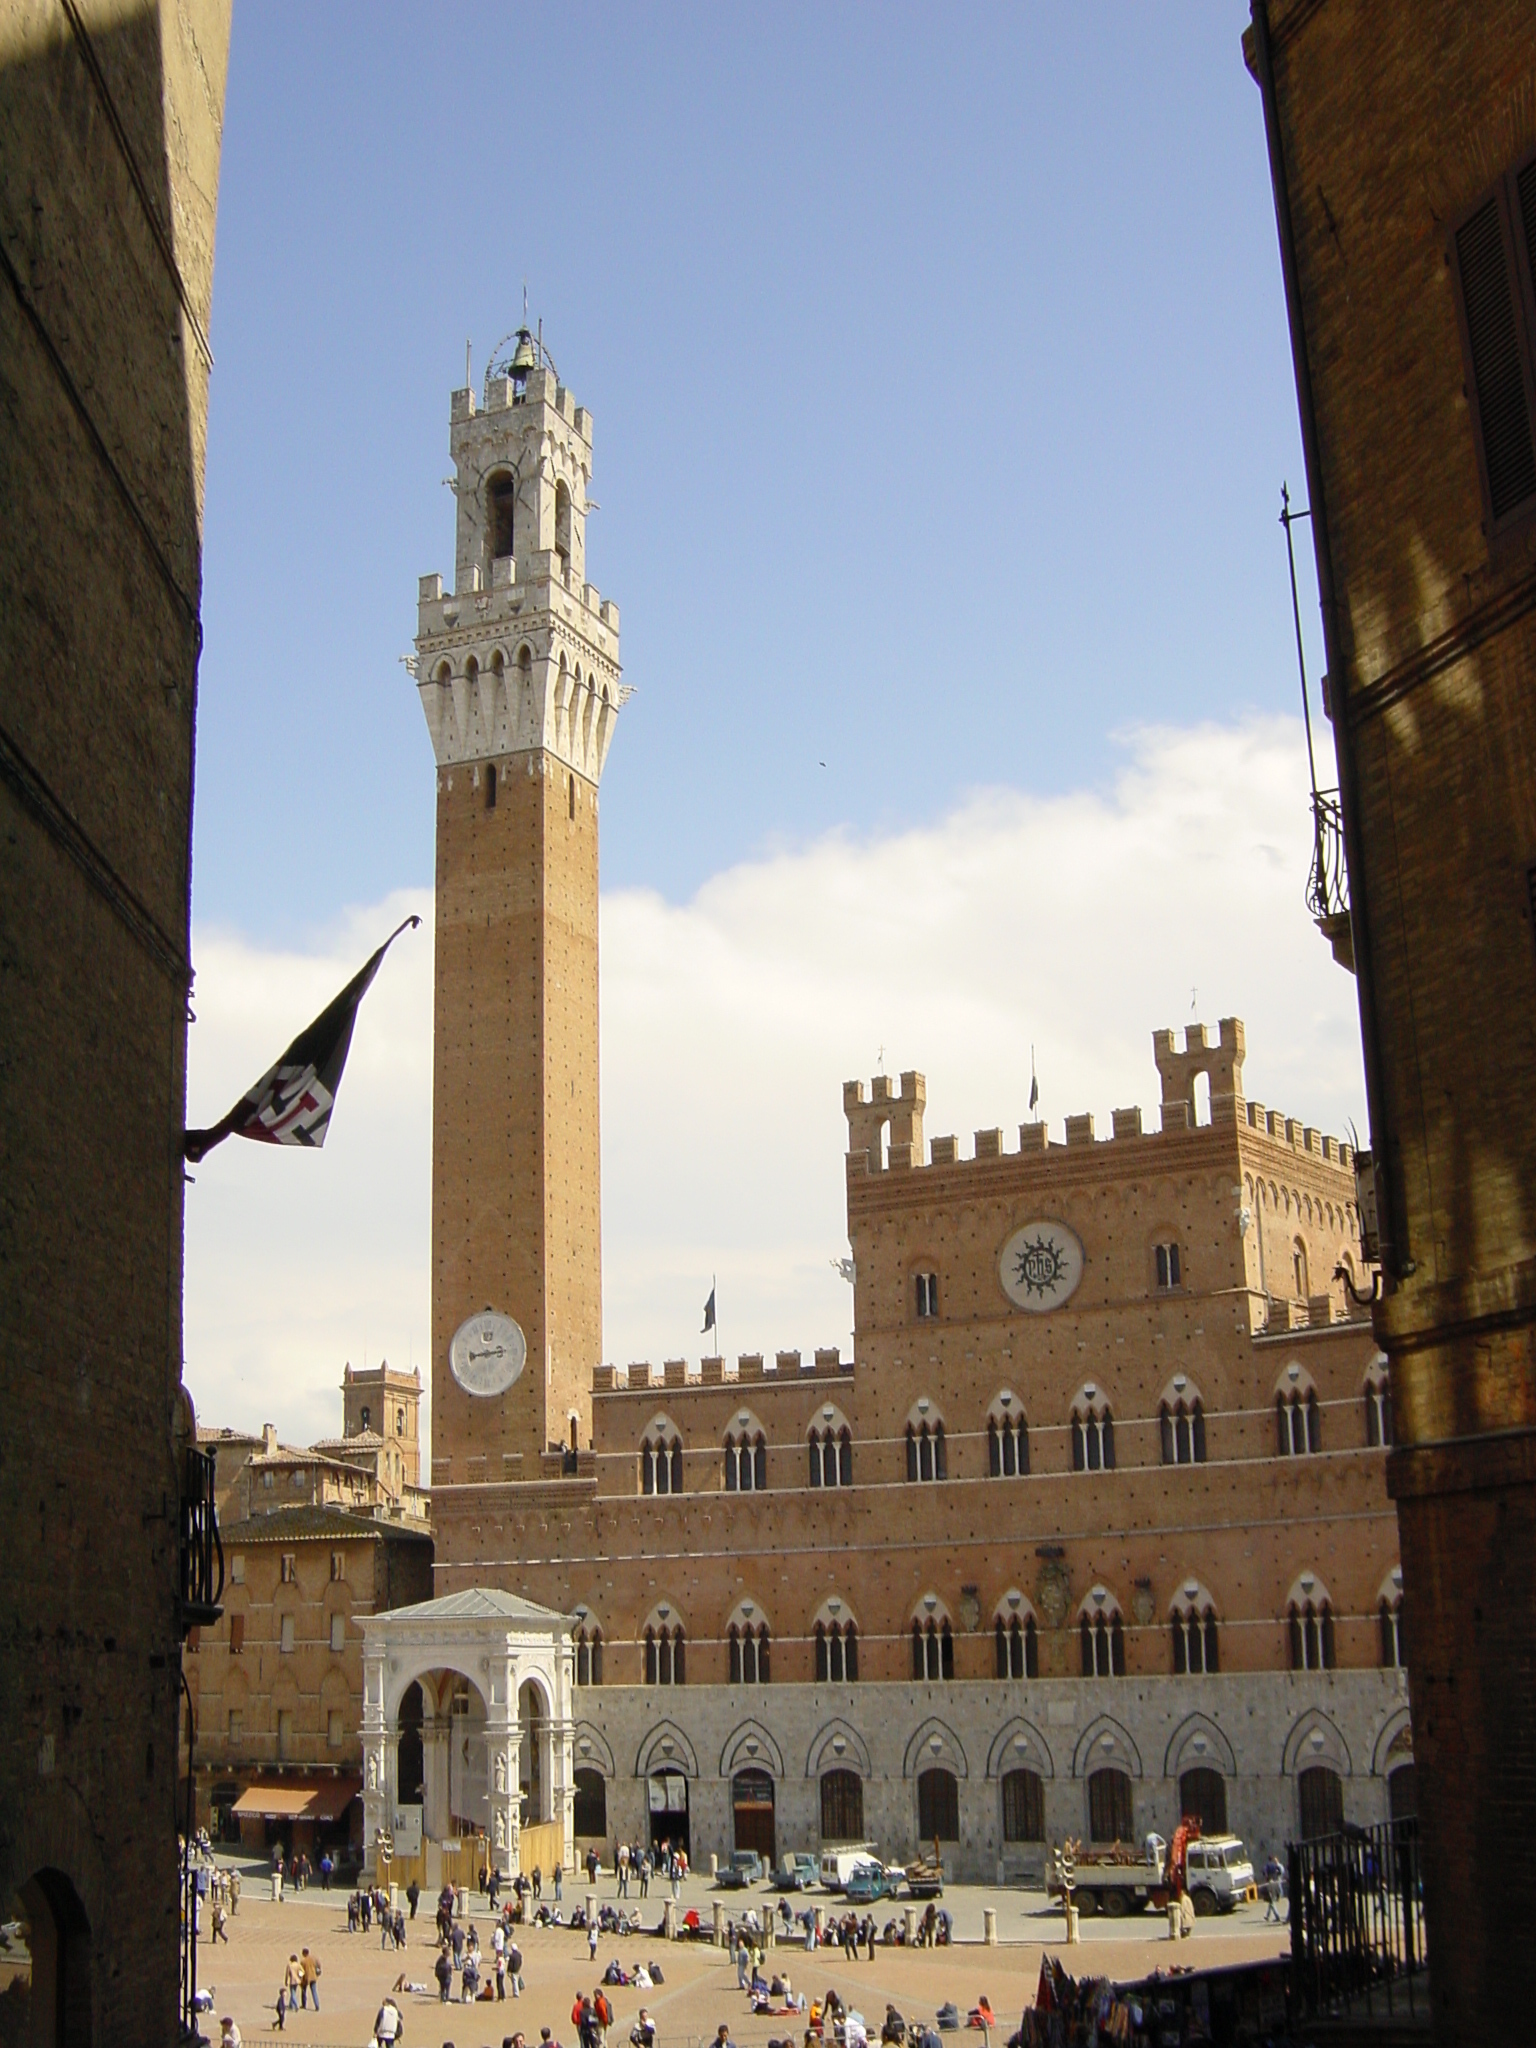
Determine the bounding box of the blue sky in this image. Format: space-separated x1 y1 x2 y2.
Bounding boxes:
194 1 1325 930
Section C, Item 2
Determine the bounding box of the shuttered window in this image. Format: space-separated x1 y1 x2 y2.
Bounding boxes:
1452 154 1536 534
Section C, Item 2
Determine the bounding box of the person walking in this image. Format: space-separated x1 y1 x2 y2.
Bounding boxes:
320 1852 333 1890
373 1994 403 2045
210 1892 228 1945
553 1862 563 1902
435 1942 454 2002
638 1853 651 1899
618 1843 630 1898
407 1876 421 1920
300 1947 321 2012
283 1954 302 2015
508 1937 523 1998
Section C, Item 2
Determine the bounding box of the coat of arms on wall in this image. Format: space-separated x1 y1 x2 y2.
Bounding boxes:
1037 1560 1071 1627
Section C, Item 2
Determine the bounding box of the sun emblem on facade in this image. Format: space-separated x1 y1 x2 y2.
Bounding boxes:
1013 1231 1070 1297
999 1220 1085 1313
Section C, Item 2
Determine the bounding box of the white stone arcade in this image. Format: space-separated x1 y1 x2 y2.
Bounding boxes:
361 1589 575 1880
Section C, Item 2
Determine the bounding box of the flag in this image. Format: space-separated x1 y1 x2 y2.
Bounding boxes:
1029 1044 1039 1114
183 916 420 1163
702 1283 716 1335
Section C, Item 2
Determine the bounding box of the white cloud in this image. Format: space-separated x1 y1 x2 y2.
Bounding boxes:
183 712 1366 1460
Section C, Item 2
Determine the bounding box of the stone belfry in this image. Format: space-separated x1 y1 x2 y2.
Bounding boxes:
414 330 624 1486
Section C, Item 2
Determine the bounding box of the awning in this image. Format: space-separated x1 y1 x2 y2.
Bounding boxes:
231 1776 360 1822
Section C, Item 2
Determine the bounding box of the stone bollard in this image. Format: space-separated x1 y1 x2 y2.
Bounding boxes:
1065 1904 1080 1944
983 1907 997 1946
272 1873 283 1904
710 1853 719 1878
765 1914 775 1950
587 1890 598 1933
903 1904 917 1945
1167 1899 1181 1941
714 1901 726 1947
814 1906 825 1943
663 1898 677 1941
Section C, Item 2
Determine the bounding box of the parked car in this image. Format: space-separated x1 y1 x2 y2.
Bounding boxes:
820 1846 881 1892
716 1850 766 1889
772 1854 820 1892
845 1861 903 1904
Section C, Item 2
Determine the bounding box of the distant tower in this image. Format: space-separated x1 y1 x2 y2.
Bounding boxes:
342 1361 423 1488
415 331 624 1483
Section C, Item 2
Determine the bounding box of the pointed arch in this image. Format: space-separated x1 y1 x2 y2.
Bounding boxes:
903 1717 967 1780
1282 1709 1352 1778
1072 1714 1142 1779
572 1722 615 1778
719 1718 784 1781
1372 1707 1414 1778
634 1720 698 1780
986 1716 1055 1780
806 1717 872 1780
1163 1712 1236 1780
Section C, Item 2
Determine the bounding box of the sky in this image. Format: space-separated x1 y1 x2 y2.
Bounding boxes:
183 4 1363 1452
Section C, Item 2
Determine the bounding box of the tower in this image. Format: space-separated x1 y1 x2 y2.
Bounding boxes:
415 331 624 1485
342 1360 423 1488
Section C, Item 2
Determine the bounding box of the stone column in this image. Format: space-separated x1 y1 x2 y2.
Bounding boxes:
422 1714 452 1841
361 1640 390 1877
487 1729 520 1879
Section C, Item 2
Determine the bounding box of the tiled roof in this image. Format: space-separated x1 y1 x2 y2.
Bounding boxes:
220 1505 431 1544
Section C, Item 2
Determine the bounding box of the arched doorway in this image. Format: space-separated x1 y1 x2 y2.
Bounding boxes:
396 1681 424 1805
1179 1766 1228 1834
574 1768 608 1841
647 1770 690 1858
732 1768 776 1861
1388 1762 1417 1822
9 1868 93 2047
519 1680 549 1825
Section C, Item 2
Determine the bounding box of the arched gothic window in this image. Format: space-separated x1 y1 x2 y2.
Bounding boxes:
725 1429 767 1492
729 1621 771 1685
987 1407 1030 1477
1365 1365 1394 1447
911 1614 954 1681
1277 1384 1322 1456
554 478 572 570
1071 1395 1115 1472
644 1623 685 1686
640 1428 684 1496
1289 1596 1336 1671
488 470 516 559
1170 1593 1220 1674
815 1619 859 1682
1080 1601 1126 1677
808 1424 852 1488
1160 1395 1206 1465
906 1418 946 1482
994 1612 1038 1679
574 1626 603 1686
1380 1590 1406 1669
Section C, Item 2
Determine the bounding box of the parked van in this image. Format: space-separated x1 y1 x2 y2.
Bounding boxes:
820 1846 880 1892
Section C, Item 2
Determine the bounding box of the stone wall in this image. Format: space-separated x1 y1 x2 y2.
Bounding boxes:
0 1 230 2037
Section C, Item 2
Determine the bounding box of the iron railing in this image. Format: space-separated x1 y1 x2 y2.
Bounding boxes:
1289 1818 1427 2024
178 1445 224 1635
1307 786 1349 924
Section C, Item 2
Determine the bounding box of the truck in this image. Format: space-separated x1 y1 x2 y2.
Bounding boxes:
820 1845 882 1892
1047 1821 1254 1918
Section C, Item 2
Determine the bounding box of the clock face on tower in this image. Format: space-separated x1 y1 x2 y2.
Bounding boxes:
449 1311 527 1397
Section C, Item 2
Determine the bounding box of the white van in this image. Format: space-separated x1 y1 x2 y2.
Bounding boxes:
820 1846 880 1892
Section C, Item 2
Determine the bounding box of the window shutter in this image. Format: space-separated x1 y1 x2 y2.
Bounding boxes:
1456 195 1536 521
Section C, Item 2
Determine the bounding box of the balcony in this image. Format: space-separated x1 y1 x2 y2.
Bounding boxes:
1307 788 1354 972
179 1445 225 1635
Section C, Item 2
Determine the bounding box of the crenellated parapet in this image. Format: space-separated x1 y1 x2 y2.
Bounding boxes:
592 1347 852 1397
844 1019 1355 1176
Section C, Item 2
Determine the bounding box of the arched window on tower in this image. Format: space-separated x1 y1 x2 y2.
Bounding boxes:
1293 1238 1310 1299
644 1617 685 1686
488 470 516 560
728 1618 771 1685
815 1614 859 1683
554 479 572 573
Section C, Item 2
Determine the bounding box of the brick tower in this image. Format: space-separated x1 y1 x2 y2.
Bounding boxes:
414 331 624 1485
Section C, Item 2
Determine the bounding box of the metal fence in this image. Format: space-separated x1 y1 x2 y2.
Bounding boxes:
1288 1817 1427 2023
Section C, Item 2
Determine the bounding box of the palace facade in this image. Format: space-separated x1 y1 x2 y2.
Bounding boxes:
355 342 1409 1888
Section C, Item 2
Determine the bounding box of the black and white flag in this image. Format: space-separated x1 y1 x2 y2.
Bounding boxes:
702 1282 716 1336
183 916 419 1163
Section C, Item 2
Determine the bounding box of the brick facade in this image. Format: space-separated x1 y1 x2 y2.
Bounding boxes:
0 2 229 2038
1248 3 1536 2037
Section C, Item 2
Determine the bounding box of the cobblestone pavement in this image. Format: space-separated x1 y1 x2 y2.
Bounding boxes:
190 1865 1287 2048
